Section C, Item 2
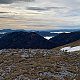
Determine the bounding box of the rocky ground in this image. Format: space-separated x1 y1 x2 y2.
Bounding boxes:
0 49 80 80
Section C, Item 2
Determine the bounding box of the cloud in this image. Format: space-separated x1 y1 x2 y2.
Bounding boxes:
0 0 35 4
0 0 12 4
0 12 9 13
27 7 65 12
27 7 48 11
0 0 80 29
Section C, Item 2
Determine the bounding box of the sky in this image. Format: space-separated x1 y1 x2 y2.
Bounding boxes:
0 0 80 30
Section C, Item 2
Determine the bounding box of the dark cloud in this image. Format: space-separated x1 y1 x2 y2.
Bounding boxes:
0 12 9 13
27 7 48 11
27 7 65 12
0 0 12 4
0 0 35 4
0 16 10 18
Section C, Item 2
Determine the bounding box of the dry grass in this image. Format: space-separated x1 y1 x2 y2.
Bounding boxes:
0 49 80 80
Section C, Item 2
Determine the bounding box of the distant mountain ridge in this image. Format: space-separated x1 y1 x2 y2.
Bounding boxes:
0 31 53 49
0 29 79 37
49 31 80 47
0 31 80 49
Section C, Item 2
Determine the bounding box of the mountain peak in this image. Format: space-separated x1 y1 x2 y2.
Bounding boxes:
0 31 53 49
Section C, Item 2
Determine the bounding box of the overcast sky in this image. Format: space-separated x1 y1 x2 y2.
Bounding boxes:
0 0 80 30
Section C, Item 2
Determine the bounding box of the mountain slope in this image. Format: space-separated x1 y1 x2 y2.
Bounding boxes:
60 40 80 52
62 39 80 47
53 39 80 51
49 31 80 47
0 31 53 49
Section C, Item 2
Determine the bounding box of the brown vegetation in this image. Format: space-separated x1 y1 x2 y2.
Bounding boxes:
0 49 80 80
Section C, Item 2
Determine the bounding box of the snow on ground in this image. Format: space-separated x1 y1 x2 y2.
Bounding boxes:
44 36 53 40
61 47 71 51
61 46 80 52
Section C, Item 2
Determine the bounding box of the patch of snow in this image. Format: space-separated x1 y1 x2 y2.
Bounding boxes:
61 47 71 51
67 46 80 52
61 46 80 52
44 36 53 40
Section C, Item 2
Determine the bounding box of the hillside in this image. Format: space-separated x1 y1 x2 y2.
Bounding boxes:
0 49 79 80
53 39 80 51
0 32 53 49
0 31 80 49
49 31 80 47
62 39 80 47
